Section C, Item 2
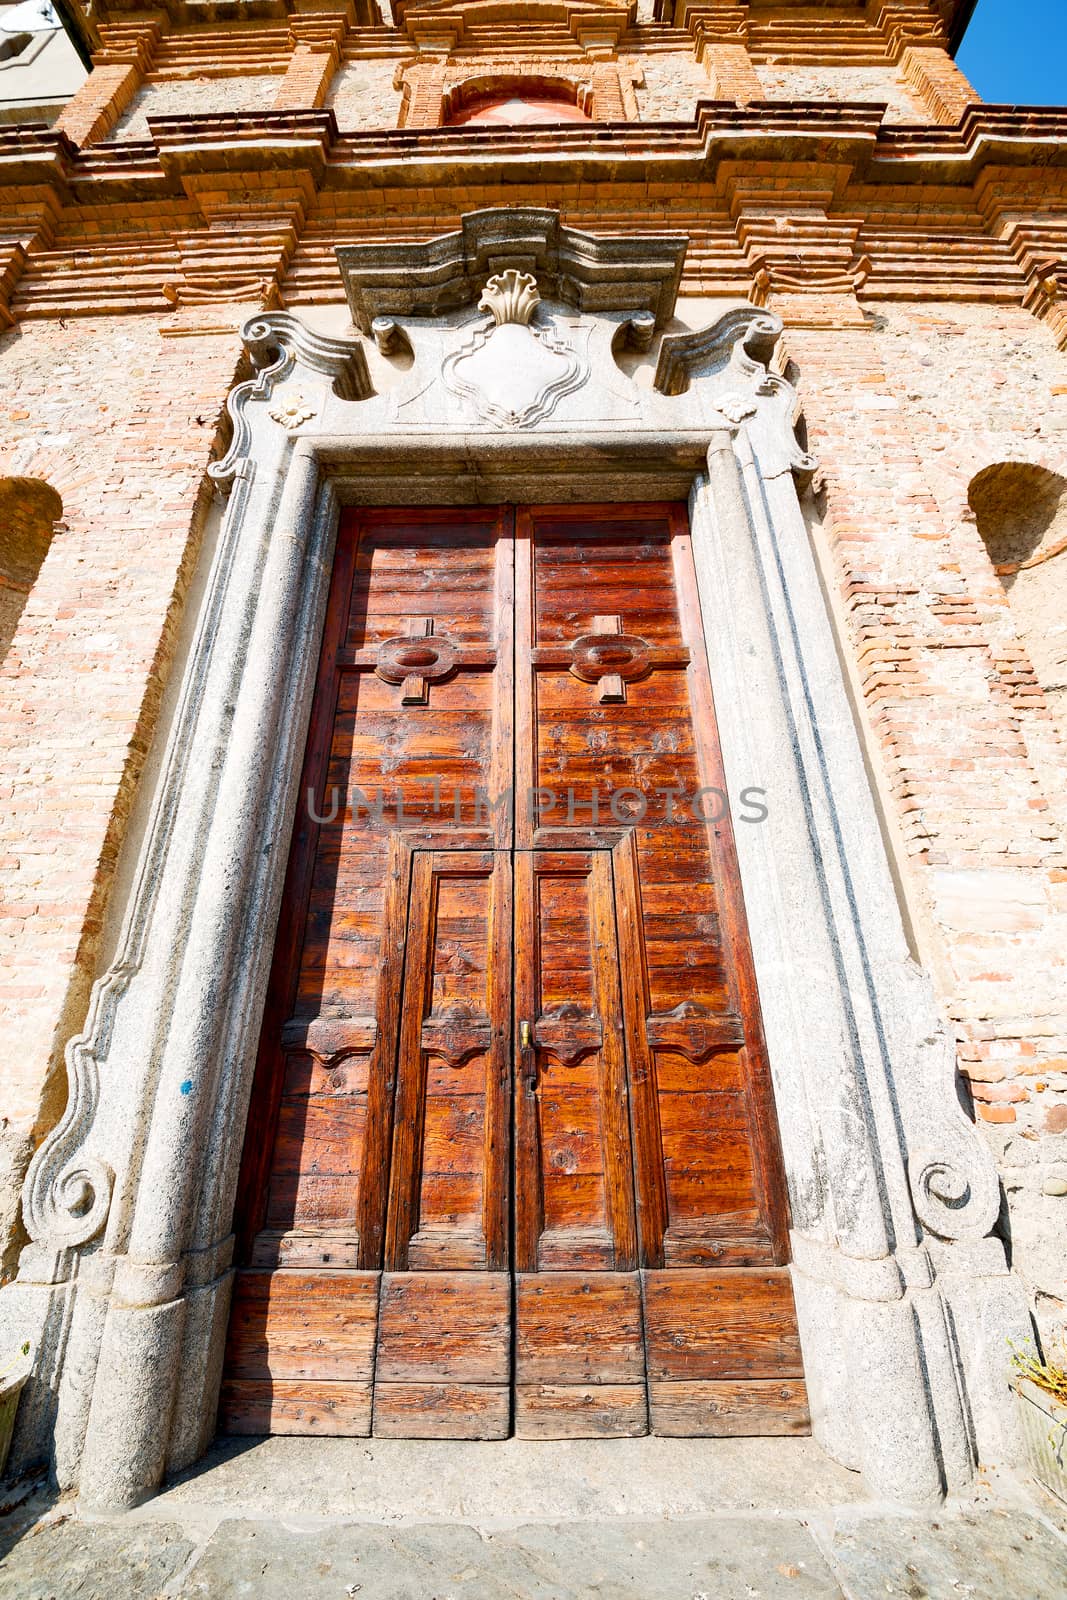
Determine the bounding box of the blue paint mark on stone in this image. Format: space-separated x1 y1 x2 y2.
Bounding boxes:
180 1080 193 1096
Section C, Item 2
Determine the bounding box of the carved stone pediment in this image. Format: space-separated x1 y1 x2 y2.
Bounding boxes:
204 209 814 482
336 206 686 333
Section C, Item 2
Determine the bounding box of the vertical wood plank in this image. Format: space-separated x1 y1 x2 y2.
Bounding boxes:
611 831 669 1267
513 506 536 850
513 847 542 1274
589 850 639 1271
356 832 412 1269
484 851 512 1270
384 850 436 1270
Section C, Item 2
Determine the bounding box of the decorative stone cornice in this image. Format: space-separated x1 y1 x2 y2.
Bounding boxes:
654 303 778 393
337 206 688 332
653 305 817 481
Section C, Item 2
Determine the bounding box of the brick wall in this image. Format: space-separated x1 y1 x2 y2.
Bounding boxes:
112 75 284 141
326 59 404 130
0 479 60 659
0 313 241 1277
630 54 712 122
788 300 1067 1332
755 64 924 122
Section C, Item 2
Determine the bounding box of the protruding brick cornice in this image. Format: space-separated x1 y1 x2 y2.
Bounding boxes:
0 244 27 330
2 105 1066 328
86 0 348 22
93 19 164 70
868 0 949 57
56 18 163 148
147 108 336 181
658 0 975 42
0 126 78 191
688 4 762 106
398 0 634 54
276 13 351 110
14 102 1067 204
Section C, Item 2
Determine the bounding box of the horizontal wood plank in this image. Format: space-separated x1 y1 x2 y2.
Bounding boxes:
516 1273 644 1384
515 1384 648 1439
372 1383 509 1439
376 1272 510 1384
225 1271 379 1382
649 1379 810 1437
219 1380 372 1437
642 1268 804 1382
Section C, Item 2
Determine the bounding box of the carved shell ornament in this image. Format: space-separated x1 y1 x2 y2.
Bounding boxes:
442 270 588 430
478 269 541 328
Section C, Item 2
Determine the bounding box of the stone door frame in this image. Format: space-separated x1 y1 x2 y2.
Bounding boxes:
0 211 1031 1509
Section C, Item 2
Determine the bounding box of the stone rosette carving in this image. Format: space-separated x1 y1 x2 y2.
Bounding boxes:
267 388 318 430
717 391 758 425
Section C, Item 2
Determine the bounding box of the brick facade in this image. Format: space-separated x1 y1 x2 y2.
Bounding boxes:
1 0 1065 1345
0 314 241 1274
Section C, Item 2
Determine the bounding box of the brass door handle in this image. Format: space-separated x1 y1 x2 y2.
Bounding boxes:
519 1019 536 1092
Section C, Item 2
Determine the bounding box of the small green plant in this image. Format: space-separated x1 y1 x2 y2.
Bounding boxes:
0 1342 29 1385
1010 1339 1067 1407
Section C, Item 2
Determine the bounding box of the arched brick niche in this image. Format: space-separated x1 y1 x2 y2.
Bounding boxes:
399 59 637 127
444 77 594 124
0 477 62 662
970 462 1067 738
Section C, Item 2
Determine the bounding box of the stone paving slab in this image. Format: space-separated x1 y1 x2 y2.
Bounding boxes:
0 1514 194 1600
1 1440 1065 1600
151 1435 867 1523
824 1505 1067 1600
1 1506 1065 1600
177 1515 844 1600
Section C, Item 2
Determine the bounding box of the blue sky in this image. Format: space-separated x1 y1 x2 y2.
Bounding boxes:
957 0 1067 104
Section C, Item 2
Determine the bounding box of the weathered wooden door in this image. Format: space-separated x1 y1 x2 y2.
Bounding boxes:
222 505 808 1440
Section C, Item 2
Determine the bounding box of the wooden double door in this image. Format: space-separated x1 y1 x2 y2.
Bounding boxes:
222 504 807 1440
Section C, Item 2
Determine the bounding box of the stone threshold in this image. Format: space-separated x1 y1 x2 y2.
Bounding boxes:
2 1438 1066 1598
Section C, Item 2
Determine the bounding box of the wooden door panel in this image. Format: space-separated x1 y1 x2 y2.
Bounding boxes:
643 1267 809 1435
385 849 511 1274
225 502 806 1443
514 849 637 1275
514 1273 646 1438
219 1270 379 1436
519 506 791 1279
231 509 510 1278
